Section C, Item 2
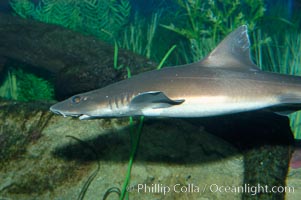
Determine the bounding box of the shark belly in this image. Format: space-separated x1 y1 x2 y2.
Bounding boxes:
140 95 279 117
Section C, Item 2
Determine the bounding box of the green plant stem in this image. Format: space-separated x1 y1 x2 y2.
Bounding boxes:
119 116 144 200
157 45 177 70
126 67 132 78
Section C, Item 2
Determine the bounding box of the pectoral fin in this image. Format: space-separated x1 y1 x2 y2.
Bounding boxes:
129 91 185 109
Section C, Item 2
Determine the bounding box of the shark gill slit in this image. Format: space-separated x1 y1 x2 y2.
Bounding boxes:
120 94 124 105
120 93 130 107
114 96 119 109
108 98 113 110
126 93 131 104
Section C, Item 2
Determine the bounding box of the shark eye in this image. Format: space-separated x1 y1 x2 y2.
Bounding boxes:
71 96 82 104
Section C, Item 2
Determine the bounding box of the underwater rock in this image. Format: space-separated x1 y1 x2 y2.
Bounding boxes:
197 112 294 200
0 14 157 99
0 99 294 200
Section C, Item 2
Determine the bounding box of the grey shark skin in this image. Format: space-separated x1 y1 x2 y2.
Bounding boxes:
50 25 301 120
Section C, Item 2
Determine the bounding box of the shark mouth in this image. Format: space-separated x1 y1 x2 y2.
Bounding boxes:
49 108 66 117
50 106 87 119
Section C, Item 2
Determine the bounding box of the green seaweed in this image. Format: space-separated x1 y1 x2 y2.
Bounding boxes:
0 67 54 101
0 69 18 100
120 11 161 59
161 0 265 62
15 68 54 101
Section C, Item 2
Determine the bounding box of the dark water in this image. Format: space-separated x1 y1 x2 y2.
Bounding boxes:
0 0 10 13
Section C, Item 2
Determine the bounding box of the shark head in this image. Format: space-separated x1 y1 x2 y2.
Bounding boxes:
50 89 185 119
50 91 115 120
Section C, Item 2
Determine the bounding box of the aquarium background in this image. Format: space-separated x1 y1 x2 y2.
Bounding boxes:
1 0 301 138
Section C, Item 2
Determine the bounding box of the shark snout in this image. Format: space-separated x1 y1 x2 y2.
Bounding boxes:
50 105 67 117
50 102 93 119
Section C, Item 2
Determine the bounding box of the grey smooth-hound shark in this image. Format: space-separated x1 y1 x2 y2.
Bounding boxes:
50 25 301 120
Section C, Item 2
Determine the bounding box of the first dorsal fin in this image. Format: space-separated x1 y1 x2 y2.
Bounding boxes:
200 25 259 71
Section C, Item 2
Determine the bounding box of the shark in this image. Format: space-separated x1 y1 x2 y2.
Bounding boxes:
50 25 301 120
